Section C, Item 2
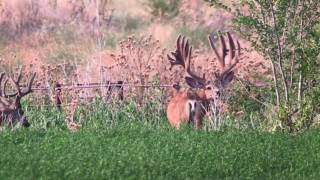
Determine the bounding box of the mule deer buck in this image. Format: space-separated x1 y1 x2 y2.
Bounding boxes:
0 69 36 127
166 32 241 129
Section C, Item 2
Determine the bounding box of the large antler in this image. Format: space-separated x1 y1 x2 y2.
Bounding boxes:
7 68 36 100
0 69 36 112
0 72 15 112
167 35 206 88
209 32 241 79
0 72 15 98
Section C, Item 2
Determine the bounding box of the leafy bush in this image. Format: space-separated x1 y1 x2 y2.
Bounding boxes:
124 16 144 32
177 25 211 48
145 0 181 20
101 32 117 49
314 23 320 38
208 0 320 132
227 84 266 130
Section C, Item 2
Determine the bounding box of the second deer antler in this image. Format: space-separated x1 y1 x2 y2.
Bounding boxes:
167 35 206 88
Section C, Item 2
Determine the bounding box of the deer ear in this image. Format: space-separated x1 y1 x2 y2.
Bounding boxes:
185 77 205 88
221 71 234 87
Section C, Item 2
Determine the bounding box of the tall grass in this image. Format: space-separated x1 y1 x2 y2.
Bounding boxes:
0 92 319 179
22 96 167 131
1 112 320 179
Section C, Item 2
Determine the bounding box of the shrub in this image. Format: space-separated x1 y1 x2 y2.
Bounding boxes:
101 33 117 49
208 0 320 132
124 16 144 32
145 0 181 20
177 25 211 48
46 47 84 65
108 35 169 106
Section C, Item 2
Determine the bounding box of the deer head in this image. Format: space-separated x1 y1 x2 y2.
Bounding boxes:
168 32 240 101
166 32 241 129
208 32 241 96
0 68 36 127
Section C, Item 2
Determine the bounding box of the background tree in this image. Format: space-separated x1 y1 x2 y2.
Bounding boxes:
206 0 320 132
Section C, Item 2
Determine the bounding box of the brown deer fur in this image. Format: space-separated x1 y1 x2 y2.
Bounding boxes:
167 89 210 129
166 32 241 129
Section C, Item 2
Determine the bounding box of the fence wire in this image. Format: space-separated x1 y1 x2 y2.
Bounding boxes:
24 81 174 108
30 82 174 91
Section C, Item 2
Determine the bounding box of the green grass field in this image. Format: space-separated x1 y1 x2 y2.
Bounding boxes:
1 102 320 180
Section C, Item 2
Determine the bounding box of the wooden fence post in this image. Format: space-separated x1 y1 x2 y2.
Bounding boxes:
116 81 124 101
54 82 62 111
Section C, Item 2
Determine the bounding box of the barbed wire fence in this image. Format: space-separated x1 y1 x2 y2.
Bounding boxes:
25 81 178 108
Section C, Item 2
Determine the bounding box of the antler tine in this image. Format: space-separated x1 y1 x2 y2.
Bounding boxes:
7 68 36 98
16 67 23 84
0 76 18 98
183 38 190 65
220 34 227 67
0 73 5 96
8 73 22 97
21 72 36 96
0 74 13 111
186 46 192 72
180 36 188 67
227 32 236 65
184 46 205 83
236 40 241 59
167 35 186 69
168 35 206 88
2 77 20 98
220 33 241 78
209 32 227 68
183 39 206 86
3 78 10 97
208 35 221 64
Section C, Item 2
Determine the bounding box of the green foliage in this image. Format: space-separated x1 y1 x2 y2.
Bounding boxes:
124 16 144 32
208 0 320 132
314 24 320 38
2 120 320 179
97 15 147 49
111 14 147 37
204 0 231 11
51 26 78 45
228 84 268 130
101 32 118 49
2 94 320 179
177 25 211 48
145 0 181 20
297 86 320 130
